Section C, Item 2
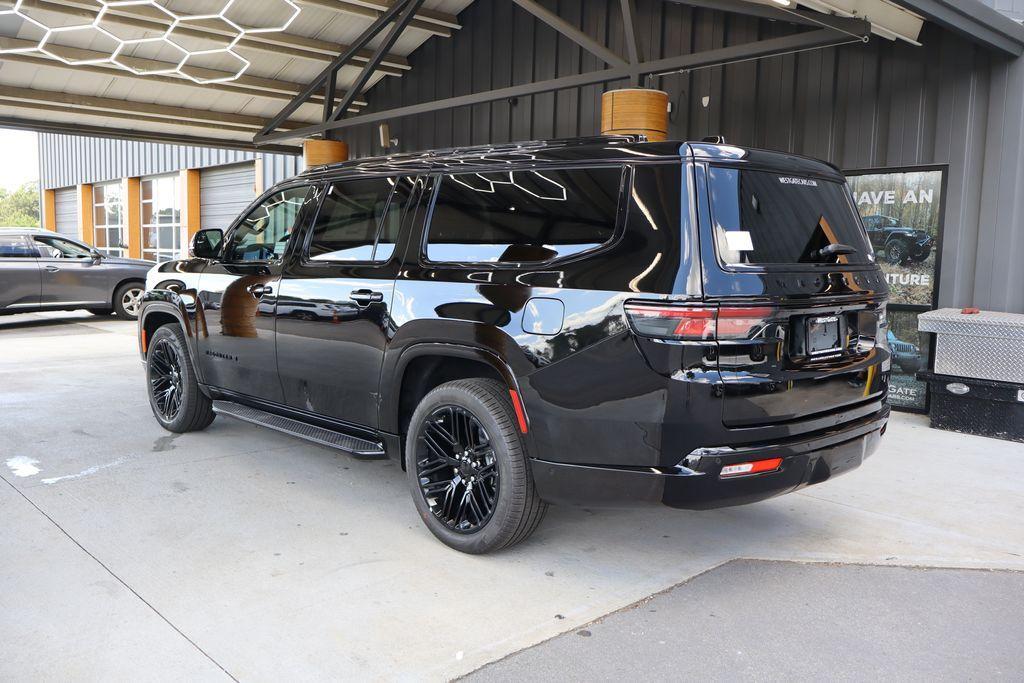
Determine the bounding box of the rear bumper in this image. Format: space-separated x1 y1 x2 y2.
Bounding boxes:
531 405 889 509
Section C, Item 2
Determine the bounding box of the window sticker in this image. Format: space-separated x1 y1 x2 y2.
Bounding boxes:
724 230 754 252
778 177 818 187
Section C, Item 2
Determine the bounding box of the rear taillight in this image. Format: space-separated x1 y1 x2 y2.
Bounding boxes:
624 303 775 341
623 303 716 340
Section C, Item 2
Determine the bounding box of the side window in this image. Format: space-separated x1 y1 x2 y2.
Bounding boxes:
33 236 93 258
425 167 624 264
307 176 411 262
0 235 36 258
224 186 311 262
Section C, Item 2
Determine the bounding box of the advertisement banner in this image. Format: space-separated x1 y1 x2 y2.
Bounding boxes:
886 309 931 411
848 170 942 307
847 167 945 412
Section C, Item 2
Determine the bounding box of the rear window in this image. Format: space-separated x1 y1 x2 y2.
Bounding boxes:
708 166 872 266
425 167 623 264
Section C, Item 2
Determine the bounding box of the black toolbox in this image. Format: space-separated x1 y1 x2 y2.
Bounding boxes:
917 372 1024 443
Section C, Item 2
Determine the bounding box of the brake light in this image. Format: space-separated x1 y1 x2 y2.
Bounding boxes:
720 457 783 478
716 307 775 340
624 303 776 341
623 303 716 340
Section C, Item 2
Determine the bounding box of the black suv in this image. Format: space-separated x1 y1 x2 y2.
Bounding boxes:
862 214 934 265
139 137 891 554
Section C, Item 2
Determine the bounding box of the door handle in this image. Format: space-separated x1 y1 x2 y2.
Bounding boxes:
247 283 273 298
45 266 60 273
349 289 384 305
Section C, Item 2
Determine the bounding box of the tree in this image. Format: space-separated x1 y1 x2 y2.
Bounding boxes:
0 182 40 227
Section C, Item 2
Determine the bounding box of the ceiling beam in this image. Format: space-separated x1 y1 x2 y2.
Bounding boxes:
0 97 258 135
30 0 411 74
256 27 869 144
297 0 461 34
0 42 366 109
510 0 629 68
0 86 313 131
0 115 300 154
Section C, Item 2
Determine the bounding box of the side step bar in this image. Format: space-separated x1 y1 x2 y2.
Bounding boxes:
212 401 386 458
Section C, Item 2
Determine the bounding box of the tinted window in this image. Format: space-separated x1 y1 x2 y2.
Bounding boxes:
426 167 623 264
308 177 410 262
225 186 311 262
708 166 872 266
34 235 93 258
0 235 35 258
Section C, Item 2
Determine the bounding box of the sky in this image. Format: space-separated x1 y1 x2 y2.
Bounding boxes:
0 129 39 191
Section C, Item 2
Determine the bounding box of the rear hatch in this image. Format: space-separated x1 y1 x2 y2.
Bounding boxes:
698 153 890 428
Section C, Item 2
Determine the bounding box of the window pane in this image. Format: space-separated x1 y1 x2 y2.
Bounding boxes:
95 228 108 248
0 235 35 258
142 202 154 226
426 168 622 263
142 180 153 201
143 225 157 249
94 205 105 226
708 166 872 266
34 236 92 258
226 186 310 262
308 178 397 262
93 185 105 203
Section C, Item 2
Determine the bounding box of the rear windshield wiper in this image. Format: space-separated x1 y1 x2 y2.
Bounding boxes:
812 243 858 261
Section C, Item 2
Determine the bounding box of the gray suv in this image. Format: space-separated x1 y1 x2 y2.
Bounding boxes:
0 229 154 320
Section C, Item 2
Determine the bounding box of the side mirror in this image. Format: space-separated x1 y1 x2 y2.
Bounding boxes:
91 250 103 261
190 228 223 259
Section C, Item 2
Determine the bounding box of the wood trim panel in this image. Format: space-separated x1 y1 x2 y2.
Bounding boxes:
125 177 142 260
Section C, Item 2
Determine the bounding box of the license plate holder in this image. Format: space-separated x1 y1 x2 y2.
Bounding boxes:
807 315 842 357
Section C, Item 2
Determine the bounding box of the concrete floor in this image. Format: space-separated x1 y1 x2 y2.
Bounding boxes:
2 311 1023 682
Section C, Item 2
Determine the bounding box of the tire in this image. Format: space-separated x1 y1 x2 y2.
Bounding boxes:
884 240 910 266
405 379 547 554
898 358 922 375
113 281 145 320
145 324 215 433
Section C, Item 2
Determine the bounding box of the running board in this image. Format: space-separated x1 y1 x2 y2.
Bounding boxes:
212 401 386 458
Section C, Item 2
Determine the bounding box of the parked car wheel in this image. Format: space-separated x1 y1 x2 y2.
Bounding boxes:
897 357 922 375
145 324 215 433
910 250 931 263
884 239 910 265
113 282 145 320
405 379 547 554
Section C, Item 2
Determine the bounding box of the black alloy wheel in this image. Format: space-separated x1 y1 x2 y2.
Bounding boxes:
145 324 215 433
416 405 499 533
149 337 184 422
885 240 908 265
405 378 547 553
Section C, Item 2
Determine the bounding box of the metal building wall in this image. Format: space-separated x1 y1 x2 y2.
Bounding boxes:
343 0 1023 313
38 134 303 194
983 0 1024 21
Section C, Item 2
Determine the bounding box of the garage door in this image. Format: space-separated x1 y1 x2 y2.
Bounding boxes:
54 187 77 238
200 162 256 232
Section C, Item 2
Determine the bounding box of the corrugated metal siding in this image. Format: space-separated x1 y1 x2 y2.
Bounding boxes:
200 162 257 232
260 154 305 192
342 0 1023 313
38 134 303 191
54 187 77 238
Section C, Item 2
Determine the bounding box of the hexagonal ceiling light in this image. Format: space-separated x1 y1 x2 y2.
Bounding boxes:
0 0 301 84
